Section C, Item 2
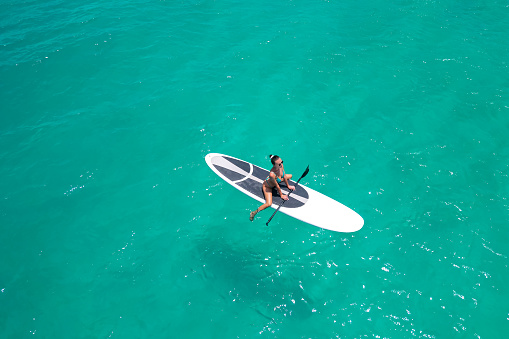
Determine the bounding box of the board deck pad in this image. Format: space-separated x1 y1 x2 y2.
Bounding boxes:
211 155 308 208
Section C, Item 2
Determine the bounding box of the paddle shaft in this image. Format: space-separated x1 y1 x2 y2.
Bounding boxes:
266 165 309 226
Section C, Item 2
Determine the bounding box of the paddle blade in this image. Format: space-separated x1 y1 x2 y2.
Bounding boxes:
302 165 310 178
296 165 309 184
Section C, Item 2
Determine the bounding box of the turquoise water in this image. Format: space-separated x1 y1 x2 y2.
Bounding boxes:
1 0 508 337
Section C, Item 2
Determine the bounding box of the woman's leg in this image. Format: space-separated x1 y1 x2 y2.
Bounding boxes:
250 185 272 221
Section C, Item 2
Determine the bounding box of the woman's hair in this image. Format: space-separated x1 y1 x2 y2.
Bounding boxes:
269 154 280 165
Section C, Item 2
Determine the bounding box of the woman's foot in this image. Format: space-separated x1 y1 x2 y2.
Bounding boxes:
249 210 257 221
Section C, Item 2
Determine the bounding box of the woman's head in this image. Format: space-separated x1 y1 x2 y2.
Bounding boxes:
269 154 282 166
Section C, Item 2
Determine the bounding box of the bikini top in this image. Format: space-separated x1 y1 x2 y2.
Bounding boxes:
266 170 285 184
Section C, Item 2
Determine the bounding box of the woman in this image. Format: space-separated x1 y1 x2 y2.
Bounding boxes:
250 155 295 221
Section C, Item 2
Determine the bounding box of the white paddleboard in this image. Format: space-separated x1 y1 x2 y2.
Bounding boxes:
205 153 364 233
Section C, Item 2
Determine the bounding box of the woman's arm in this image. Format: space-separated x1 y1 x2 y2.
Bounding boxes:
281 166 295 191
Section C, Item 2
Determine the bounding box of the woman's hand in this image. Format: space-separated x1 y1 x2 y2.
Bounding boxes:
288 185 295 191
281 194 289 201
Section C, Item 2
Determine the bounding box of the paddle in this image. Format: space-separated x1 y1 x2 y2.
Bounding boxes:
266 165 310 226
